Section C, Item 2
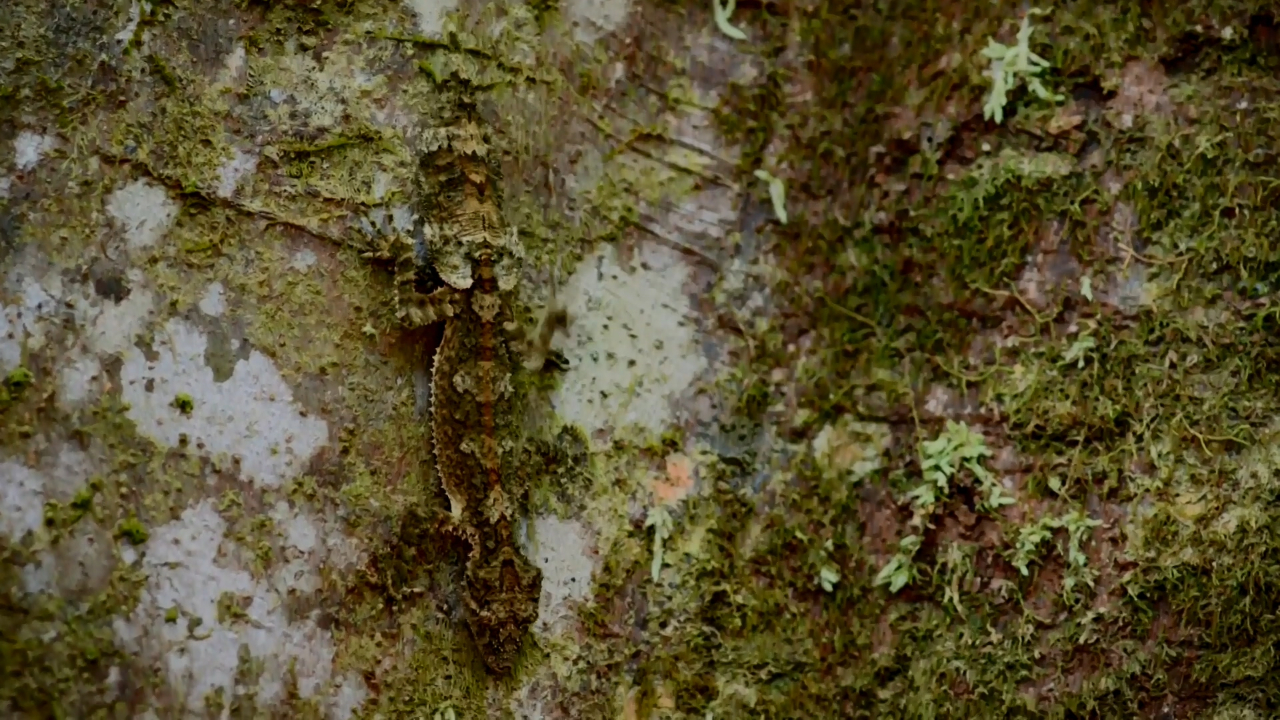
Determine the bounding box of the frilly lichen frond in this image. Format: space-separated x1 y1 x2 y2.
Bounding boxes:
981 8 1064 124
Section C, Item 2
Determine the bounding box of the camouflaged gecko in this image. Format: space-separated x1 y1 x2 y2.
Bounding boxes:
374 96 561 675
355 91 564 672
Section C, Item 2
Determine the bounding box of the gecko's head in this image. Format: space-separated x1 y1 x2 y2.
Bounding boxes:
417 118 524 293
425 221 524 293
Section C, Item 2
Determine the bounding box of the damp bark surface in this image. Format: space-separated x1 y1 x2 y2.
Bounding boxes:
5 1 1280 718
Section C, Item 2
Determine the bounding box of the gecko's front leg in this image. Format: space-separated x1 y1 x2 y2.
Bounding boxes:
507 296 571 371
396 285 459 328
349 206 458 328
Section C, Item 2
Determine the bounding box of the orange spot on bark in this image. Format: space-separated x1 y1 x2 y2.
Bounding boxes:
652 453 695 505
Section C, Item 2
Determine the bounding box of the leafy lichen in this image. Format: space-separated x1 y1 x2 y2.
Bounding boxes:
538 0 1280 717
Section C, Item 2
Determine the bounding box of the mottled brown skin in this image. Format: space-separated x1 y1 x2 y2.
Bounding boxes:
418 104 542 675
430 257 541 674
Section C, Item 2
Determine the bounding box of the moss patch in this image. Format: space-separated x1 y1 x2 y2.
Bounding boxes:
530 1 1280 718
35 0 1280 716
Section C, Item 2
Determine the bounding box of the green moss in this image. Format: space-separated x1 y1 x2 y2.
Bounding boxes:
115 517 150 545
0 366 34 414
41 0 1280 715
171 392 195 415
0 551 146 717
529 1 1280 718
4 366 33 390
0 0 126 125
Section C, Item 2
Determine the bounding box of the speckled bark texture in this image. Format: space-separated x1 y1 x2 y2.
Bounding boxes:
0 0 738 717
12 1 1280 719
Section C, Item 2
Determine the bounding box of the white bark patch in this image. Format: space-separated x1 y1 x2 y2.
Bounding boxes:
198 282 227 317
0 305 24 373
217 43 248 86
565 0 631 44
290 249 318 272
2 266 154 404
58 354 104 407
1 448 107 596
12 131 57 172
405 0 458 35
215 148 258 199
0 275 61 371
119 318 328 488
528 515 595 633
114 0 143 46
87 278 155 356
0 461 46 544
113 500 368 718
551 243 708 441
105 179 180 251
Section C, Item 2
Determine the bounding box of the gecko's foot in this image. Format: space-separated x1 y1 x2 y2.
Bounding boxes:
541 348 570 372
396 286 458 328
518 301 571 371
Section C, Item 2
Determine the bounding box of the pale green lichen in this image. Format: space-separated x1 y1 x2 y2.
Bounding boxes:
981 8 1064 124
644 503 673 582
874 534 923 594
712 0 748 41
752 168 788 225
905 420 1013 526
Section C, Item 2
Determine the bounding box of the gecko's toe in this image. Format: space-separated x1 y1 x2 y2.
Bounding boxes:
542 349 570 372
